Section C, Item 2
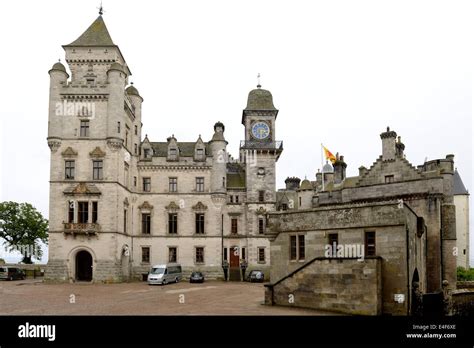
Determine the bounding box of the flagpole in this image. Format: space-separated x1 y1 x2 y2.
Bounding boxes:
321 143 325 191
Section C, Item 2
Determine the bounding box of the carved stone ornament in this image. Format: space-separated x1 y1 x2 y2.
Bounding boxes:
61 146 78 157
138 201 154 210
165 201 180 210
89 146 106 158
192 201 208 211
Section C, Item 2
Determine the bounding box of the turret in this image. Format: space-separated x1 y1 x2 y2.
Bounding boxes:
106 63 127 142
284 177 301 190
48 61 69 140
210 122 228 193
395 136 405 158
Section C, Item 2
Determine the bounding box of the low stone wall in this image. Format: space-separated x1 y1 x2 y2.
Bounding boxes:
4 263 47 278
265 257 382 315
457 281 474 289
452 289 474 315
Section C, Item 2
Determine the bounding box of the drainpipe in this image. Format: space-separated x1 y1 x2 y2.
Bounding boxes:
406 225 410 316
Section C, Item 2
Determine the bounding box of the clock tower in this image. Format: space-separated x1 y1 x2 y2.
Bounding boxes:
240 83 283 236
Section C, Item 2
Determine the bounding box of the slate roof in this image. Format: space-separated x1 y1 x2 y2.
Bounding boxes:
65 16 115 47
244 88 277 111
150 142 210 157
453 169 469 195
227 163 246 188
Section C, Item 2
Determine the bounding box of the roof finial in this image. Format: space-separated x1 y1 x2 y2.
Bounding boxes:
257 73 261 88
98 1 104 16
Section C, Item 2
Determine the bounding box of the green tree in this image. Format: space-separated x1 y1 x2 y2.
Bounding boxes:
0 201 48 264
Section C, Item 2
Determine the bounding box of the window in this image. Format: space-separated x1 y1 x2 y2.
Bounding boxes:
328 233 338 248
77 202 89 223
144 148 152 159
258 218 265 234
195 213 205 234
385 175 394 184
290 235 305 261
141 213 151 234
281 203 288 211
196 177 204 192
68 201 74 223
290 236 297 260
169 177 177 192
92 160 103 180
169 148 178 161
298 235 305 260
92 201 98 223
299 197 302 207
134 176 137 187
80 120 90 137
195 247 204 263
258 248 265 263
241 247 246 260
125 130 129 147
222 177 226 187
86 78 95 85
231 218 238 234
143 177 151 192
230 196 233 203
235 195 239 203
365 231 376 256
258 191 265 202
134 125 138 135
196 148 204 160
141 247 150 263
123 209 127 233
134 144 138 155
168 213 178 234
65 160 75 180
117 122 121 133
168 247 177 263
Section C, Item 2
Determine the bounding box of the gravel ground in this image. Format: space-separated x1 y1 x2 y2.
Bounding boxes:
0 278 338 315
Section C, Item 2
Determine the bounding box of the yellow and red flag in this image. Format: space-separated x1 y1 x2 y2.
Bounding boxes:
323 145 337 164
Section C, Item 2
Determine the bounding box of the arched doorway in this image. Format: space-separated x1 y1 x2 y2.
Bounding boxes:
76 250 93 281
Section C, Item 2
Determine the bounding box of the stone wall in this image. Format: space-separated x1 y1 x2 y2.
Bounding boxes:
265 257 382 315
451 289 474 315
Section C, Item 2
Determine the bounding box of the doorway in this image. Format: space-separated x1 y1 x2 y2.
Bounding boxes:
76 250 93 281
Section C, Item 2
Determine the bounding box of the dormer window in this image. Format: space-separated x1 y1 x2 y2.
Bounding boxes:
195 148 205 161
168 148 178 161
144 148 152 159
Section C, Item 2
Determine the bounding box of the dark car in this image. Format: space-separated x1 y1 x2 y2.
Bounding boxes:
189 271 205 283
0 267 26 281
247 270 265 283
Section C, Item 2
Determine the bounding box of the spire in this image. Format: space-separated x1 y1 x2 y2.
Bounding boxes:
98 1 104 16
64 15 115 47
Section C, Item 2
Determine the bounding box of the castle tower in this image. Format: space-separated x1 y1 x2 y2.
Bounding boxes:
45 13 141 283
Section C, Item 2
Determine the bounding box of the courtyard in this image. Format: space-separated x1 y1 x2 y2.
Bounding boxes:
0 279 336 315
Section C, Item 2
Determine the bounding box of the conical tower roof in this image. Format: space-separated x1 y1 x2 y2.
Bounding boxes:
65 15 115 47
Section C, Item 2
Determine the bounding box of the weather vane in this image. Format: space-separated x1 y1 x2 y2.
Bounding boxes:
98 1 104 15
257 73 261 88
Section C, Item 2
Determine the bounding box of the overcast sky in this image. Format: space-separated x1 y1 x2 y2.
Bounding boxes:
0 0 472 265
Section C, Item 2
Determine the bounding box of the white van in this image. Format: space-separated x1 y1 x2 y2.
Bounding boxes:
147 263 182 285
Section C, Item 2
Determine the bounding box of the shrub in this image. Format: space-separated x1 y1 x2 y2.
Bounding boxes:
457 267 474 281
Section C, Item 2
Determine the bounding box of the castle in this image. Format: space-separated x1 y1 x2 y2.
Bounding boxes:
45 12 470 310
45 14 281 282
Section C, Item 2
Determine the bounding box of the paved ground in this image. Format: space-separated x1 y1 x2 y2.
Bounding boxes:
0 278 337 315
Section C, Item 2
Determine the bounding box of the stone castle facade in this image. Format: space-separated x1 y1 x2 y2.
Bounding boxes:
265 128 470 315
45 15 282 282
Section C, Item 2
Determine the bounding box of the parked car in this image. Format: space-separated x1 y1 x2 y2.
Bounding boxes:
247 270 265 283
189 271 205 283
147 263 182 285
0 267 26 281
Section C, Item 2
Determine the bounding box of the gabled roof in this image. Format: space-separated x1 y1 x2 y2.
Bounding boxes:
453 169 469 195
65 16 115 47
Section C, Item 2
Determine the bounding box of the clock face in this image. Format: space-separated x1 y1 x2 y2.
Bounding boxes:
251 121 270 140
